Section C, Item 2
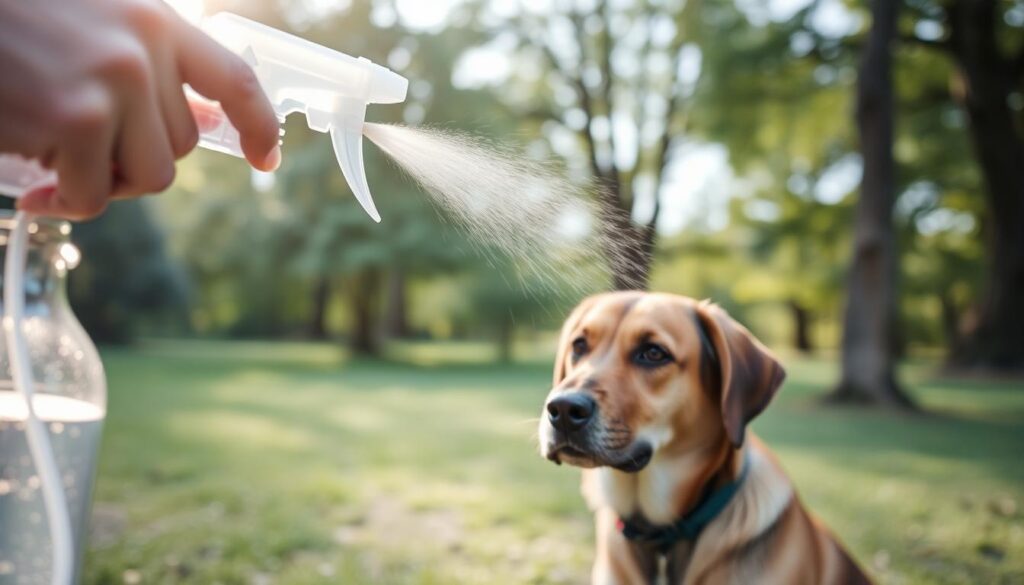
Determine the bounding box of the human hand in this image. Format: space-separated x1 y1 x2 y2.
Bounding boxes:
0 0 281 219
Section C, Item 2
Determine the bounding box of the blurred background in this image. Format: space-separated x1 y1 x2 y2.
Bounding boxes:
61 0 1024 583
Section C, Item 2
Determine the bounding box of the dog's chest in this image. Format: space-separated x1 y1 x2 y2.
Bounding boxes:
596 456 697 524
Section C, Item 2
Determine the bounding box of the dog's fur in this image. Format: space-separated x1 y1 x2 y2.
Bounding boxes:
539 292 871 584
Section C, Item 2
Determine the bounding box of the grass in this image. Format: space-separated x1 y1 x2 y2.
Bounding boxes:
82 340 1024 585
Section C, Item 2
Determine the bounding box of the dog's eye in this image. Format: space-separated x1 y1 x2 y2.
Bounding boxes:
571 337 588 360
634 343 672 367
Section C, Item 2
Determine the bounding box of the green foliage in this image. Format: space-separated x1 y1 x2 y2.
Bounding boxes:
151 0 560 348
66 0 1009 358
68 200 187 343
656 0 862 349
668 0 997 352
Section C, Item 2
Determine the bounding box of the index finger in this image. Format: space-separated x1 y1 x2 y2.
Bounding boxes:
174 21 280 171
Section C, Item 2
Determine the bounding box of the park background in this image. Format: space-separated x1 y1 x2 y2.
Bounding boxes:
52 0 1024 583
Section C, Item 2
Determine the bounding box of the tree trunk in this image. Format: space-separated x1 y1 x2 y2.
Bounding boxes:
788 300 813 353
602 209 654 291
946 0 1024 372
940 290 962 355
307 276 330 340
830 0 914 408
384 269 410 339
496 315 514 363
350 269 380 356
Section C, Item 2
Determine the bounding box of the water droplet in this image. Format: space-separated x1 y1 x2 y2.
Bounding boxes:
0 480 10 495
50 422 64 434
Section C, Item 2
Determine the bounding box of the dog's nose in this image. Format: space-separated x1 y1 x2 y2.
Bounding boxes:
547 393 596 432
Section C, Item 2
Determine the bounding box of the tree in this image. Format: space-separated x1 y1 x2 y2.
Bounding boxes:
894 36 987 358
460 256 571 362
69 200 188 343
902 0 1024 371
734 182 854 354
680 0 858 355
831 0 914 408
485 0 702 289
158 1 491 353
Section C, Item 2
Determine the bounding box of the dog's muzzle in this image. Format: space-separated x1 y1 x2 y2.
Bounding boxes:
542 392 653 472
543 391 597 467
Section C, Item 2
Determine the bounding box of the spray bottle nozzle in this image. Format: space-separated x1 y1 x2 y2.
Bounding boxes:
193 13 408 222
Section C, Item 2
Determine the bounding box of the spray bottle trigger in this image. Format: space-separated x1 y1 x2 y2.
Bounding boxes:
332 128 380 223
330 97 380 223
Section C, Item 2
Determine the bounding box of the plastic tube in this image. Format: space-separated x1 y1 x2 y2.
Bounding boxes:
4 211 73 585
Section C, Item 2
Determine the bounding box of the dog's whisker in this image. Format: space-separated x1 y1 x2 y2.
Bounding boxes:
516 417 542 425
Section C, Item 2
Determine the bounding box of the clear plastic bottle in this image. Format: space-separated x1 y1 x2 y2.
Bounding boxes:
0 213 106 584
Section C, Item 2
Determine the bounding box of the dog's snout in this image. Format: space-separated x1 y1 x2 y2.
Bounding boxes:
546 393 596 432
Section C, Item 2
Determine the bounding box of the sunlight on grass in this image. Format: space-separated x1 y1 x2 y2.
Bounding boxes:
85 341 1024 585
327 403 394 432
168 410 316 451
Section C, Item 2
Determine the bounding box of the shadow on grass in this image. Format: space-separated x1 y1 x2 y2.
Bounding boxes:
755 373 1024 490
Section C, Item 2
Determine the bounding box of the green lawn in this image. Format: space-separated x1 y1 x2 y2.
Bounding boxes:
84 340 1024 585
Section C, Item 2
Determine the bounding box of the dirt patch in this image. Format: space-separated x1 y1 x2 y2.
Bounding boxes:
334 496 464 553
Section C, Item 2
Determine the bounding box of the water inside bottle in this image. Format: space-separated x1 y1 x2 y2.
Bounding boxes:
0 391 104 584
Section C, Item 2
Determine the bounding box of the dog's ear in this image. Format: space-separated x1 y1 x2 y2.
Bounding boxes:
553 296 601 385
695 302 786 447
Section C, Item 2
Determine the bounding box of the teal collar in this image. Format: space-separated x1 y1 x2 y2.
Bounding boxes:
617 450 751 553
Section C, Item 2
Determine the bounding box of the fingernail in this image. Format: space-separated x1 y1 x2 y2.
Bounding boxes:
264 145 282 171
16 185 56 209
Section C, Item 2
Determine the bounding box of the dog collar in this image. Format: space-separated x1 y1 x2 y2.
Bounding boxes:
616 449 751 553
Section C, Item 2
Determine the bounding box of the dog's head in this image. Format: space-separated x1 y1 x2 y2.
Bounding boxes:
539 292 785 472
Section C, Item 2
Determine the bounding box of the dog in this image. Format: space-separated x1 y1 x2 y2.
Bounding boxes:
539 292 871 584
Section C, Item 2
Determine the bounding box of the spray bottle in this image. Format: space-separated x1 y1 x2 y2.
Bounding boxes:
0 13 406 584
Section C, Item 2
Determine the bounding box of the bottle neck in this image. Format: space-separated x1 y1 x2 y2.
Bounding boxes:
0 219 74 309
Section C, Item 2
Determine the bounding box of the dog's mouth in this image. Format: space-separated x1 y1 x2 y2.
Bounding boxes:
546 440 654 473
609 441 654 472
546 443 593 466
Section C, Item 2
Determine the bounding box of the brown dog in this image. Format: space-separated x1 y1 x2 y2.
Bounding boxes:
539 292 871 584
